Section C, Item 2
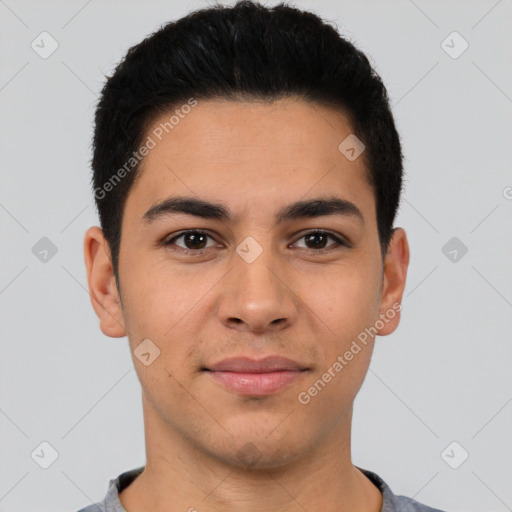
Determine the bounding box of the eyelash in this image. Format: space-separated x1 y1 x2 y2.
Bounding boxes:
162 229 349 255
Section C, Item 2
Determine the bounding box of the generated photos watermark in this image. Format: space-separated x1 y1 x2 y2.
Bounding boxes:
94 98 198 200
297 301 402 405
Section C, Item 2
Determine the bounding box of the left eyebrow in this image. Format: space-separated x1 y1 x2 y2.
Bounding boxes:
142 195 365 226
275 197 364 226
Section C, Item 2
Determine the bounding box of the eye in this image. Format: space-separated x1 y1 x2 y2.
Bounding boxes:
162 229 349 255
163 230 217 253
291 230 347 251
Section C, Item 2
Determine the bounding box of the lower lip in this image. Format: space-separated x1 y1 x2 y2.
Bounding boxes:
207 370 304 396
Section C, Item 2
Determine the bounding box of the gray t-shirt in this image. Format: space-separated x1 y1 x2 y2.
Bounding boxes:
76 465 446 512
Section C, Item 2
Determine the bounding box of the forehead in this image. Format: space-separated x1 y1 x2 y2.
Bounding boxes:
124 97 374 224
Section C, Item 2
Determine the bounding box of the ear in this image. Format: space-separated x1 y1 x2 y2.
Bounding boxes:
375 227 410 336
83 226 127 338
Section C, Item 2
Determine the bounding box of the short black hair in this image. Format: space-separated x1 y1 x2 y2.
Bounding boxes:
91 0 404 291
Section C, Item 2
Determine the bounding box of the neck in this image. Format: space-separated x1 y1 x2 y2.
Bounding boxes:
119 396 382 512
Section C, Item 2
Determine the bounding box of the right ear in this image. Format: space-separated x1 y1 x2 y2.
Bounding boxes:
83 226 127 338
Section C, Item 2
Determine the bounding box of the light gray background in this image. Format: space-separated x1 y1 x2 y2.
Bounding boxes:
1 1 511 511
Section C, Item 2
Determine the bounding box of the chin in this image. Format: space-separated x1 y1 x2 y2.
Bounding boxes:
206 431 309 472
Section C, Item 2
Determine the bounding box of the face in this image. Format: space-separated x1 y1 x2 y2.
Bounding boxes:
84 97 409 470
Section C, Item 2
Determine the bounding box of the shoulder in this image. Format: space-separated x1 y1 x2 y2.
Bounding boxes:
74 466 145 512
75 505 106 512
356 466 448 512
74 495 109 512
391 494 447 512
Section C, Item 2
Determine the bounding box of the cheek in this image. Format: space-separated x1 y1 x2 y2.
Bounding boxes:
305 264 381 341
120 273 209 377
292 267 380 403
120 260 201 336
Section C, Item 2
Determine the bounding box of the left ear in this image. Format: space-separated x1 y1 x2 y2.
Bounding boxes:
376 227 410 336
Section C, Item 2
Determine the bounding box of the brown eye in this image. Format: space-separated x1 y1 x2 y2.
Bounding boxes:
293 230 346 251
165 231 215 252
304 232 330 249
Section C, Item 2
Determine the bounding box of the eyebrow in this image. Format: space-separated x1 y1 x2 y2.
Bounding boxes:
142 196 365 226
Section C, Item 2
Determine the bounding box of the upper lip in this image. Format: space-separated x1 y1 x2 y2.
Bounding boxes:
205 356 307 373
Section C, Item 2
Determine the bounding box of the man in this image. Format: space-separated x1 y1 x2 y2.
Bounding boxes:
80 1 446 511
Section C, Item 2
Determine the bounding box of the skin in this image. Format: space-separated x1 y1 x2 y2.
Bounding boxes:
84 97 409 512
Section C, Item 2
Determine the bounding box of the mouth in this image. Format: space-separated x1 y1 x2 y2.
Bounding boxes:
202 356 309 397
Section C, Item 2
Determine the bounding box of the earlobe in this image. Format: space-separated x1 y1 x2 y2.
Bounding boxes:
376 227 410 336
83 226 127 338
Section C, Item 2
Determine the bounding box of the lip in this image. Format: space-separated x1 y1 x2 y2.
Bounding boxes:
206 356 307 373
203 356 308 396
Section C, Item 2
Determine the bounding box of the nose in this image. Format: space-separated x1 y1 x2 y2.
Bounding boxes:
216 244 299 334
